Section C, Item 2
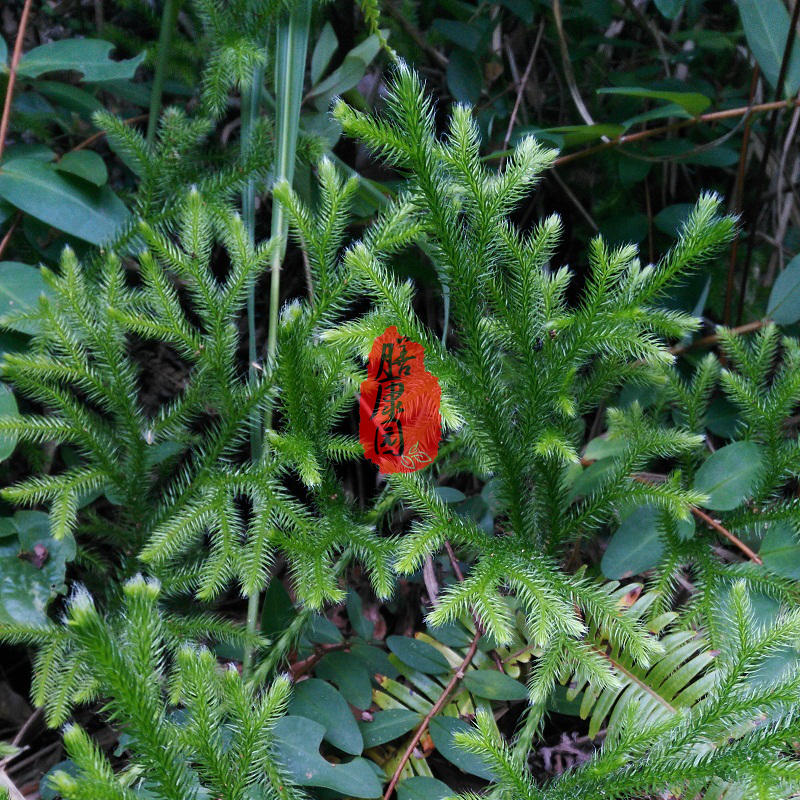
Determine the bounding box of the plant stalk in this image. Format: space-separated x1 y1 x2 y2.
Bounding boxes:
146 0 180 146
242 0 312 680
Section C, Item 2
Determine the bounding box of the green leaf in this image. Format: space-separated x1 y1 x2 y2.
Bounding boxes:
0 35 7 65
446 49 482 106
433 486 466 503
601 505 665 579
736 0 800 96
386 635 451 674
315 652 374 709
462 669 528 701
311 22 339 85
308 34 383 108
566 458 618 503
0 261 52 334
273 716 382 798
692 441 763 511
350 643 400 679
584 436 627 461
397 777 454 800
597 87 711 116
429 716 495 779
0 159 128 245
767 253 800 325
540 124 625 147
261 578 296 637
55 151 108 187
0 511 76 626
0 383 19 461
18 39 145 81
654 0 685 18
307 612 344 644
358 709 421 747
288 679 363 754
654 203 694 236
34 81 104 117
347 589 374 640
760 522 800 580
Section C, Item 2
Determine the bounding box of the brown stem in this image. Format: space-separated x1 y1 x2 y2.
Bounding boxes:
723 66 759 326
736 0 800 325
0 0 34 163
382 630 481 800
501 23 544 165
0 212 22 260
690 506 763 565
669 319 767 356
72 113 149 152
546 97 800 168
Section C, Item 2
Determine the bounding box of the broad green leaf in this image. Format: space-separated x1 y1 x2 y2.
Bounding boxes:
311 22 338 85
446 48 482 106
429 716 495 779
56 151 108 187
0 261 52 334
0 383 18 461
347 589 375 640
397 777 453 800
692 441 763 511
584 436 627 461
736 0 800 96
0 35 7 64
767 253 800 325
462 669 528 701
433 486 466 503
431 20 486 51
567 458 618 503
0 511 76 626
308 33 383 107
654 0 685 18
386 635 451 674
622 103 691 130
315 652 373 709
0 159 128 245
35 81 104 117
18 39 144 81
597 87 711 116
760 522 800 580
307 612 343 644
654 203 693 236
540 124 625 147
601 505 664 579
288 679 363 754
427 621 473 648
350 643 400 679
705 396 740 439
273 716 382 798
358 709 421 747
261 578 296 637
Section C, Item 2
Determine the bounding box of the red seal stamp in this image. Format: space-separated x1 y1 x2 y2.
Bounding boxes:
359 326 441 473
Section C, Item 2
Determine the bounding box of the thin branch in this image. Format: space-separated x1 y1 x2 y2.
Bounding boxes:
0 212 22 260
547 97 800 168
669 319 767 356
0 0 34 162
501 23 544 162
382 629 481 800
691 506 763 565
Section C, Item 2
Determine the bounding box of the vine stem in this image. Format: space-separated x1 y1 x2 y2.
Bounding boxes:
382 629 481 800
242 0 312 680
0 0 34 162
484 96 800 166
690 506 763 565
146 0 180 146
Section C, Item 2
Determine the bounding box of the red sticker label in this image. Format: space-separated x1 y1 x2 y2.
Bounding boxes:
359 326 441 473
